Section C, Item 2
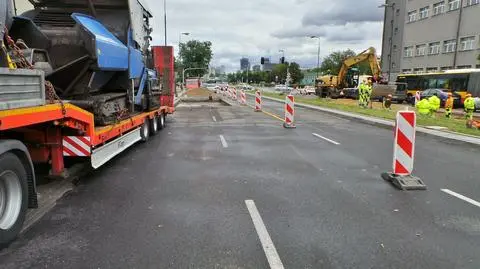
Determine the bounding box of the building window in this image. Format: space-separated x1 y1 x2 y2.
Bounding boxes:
443 39 456 53
394 27 398 35
448 0 460 10
433 2 446 15
459 36 476 51
404 46 414 57
396 9 400 15
477 64 480 68
429 42 441 54
402 69 412 74
416 44 427 56
407 11 417 22
419 6 430 19
426 67 438 73
465 0 479 6
393 45 397 52
392 62 396 68
457 65 472 69
441 66 453 71
413 68 424 74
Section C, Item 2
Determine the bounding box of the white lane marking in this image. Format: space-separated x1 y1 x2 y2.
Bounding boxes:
245 200 285 269
312 133 340 145
219 135 228 148
212 116 217 122
441 189 480 208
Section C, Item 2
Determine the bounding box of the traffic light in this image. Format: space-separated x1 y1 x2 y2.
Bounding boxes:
261 57 265 65
280 57 285 64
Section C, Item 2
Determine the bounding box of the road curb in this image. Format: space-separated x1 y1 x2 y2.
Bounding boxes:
247 93 480 146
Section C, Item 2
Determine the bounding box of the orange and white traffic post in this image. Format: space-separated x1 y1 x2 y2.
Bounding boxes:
239 90 246 105
283 94 296 128
254 90 262 112
382 110 426 190
233 87 238 100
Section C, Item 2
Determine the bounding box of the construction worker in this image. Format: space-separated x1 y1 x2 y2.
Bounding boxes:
444 92 454 118
414 91 421 106
365 77 373 108
383 94 392 110
416 98 431 116
464 93 475 120
358 80 366 107
428 94 441 117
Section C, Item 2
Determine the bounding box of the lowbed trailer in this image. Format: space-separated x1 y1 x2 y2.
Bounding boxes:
0 45 176 248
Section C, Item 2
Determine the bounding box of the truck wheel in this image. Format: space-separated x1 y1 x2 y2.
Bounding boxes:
0 152 28 249
159 113 166 130
150 115 159 135
140 120 150 142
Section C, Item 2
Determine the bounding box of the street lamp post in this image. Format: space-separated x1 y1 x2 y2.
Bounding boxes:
279 49 288 85
379 2 396 82
178 32 190 51
177 32 190 92
310 36 321 81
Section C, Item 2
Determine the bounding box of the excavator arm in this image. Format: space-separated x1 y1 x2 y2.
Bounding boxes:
337 47 381 88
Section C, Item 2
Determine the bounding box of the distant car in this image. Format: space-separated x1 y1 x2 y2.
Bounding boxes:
239 84 253 90
420 89 461 108
304 86 315 95
275 84 286 91
343 87 358 99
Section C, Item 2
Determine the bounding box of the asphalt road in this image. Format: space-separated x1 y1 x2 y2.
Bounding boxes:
1 96 480 268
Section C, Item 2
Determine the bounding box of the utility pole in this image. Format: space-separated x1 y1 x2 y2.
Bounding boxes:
164 0 167 46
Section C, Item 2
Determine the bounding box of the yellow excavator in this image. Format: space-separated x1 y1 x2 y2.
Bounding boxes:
315 47 382 98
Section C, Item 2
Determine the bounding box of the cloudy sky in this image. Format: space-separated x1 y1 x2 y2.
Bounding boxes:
146 0 386 72
15 0 386 72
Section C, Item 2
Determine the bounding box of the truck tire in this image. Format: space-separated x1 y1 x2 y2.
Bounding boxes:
0 152 28 249
159 113 166 130
140 120 150 142
150 114 159 135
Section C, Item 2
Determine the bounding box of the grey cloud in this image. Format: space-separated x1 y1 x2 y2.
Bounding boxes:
301 0 384 26
145 0 382 72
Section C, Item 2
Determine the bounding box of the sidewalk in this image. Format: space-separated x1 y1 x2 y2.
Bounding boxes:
246 93 480 146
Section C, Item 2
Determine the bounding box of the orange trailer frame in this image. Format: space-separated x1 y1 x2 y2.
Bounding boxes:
0 103 174 176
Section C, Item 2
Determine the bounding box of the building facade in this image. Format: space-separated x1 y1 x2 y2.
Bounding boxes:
381 0 480 80
261 57 276 71
240 58 250 71
380 0 406 82
301 71 317 86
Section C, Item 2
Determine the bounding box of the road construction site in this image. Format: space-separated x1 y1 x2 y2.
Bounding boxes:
1 89 479 269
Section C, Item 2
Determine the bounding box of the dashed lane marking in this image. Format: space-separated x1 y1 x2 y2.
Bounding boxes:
212 116 217 122
245 200 285 269
312 133 340 145
441 189 480 208
219 135 228 148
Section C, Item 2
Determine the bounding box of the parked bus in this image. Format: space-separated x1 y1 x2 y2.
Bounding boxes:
396 69 480 103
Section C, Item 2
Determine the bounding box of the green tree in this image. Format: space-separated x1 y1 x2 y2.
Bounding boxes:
179 40 213 77
320 50 356 75
288 62 304 84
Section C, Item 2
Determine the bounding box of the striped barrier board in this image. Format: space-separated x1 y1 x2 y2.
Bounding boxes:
254 91 262 112
393 111 415 175
283 95 296 128
63 136 91 156
382 111 426 190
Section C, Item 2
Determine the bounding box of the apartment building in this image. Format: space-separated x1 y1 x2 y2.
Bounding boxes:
381 0 480 80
